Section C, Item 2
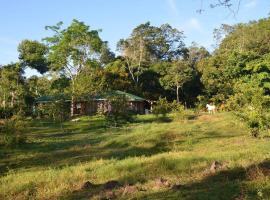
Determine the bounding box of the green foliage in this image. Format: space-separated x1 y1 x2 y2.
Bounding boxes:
159 60 194 102
104 59 133 92
227 77 270 137
152 97 170 118
37 98 70 122
44 19 104 75
0 117 27 146
2 113 270 200
0 63 31 117
170 101 196 121
73 64 105 98
43 20 107 116
117 22 184 88
0 107 14 119
99 94 133 127
18 40 49 74
198 17 270 103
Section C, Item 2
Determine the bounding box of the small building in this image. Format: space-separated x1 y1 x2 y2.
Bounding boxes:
35 90 147 116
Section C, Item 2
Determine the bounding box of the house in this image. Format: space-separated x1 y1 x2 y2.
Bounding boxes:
35 90 147 115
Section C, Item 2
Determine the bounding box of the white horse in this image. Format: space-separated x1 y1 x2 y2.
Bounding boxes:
206 104 216 114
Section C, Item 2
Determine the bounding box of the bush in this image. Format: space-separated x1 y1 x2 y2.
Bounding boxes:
227 77 270 137
170 101 196 121
0 107 14 119
99 95 133 127
36 98 70 122
0 116 27 146
236 106 267 137
152 98 170 118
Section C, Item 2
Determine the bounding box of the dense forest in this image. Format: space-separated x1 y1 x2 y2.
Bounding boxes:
1 16 270 135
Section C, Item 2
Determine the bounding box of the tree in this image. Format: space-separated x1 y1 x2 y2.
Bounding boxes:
73 63 106 99
104 58 132 92
159 60 194 103
117 22 184 89
100 42 115 66
27 76 51 97
0 63 26 112
227 76 269 137
18 40 49 74
198 17 270 103
43 20 105 116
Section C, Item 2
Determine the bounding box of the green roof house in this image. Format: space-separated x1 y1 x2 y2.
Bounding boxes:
36 90 147 115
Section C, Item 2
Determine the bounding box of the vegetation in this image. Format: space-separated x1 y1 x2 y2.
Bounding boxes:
0 116 27 146
1 113 270 199
2 17 270 122
100 94 133 127
1 4 270 200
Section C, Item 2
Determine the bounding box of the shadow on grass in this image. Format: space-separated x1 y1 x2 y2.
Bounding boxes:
0 119 237 176
138 159 270 200
134 115 173 124
0 141 171 175
62 159 270 200
0 131 171 176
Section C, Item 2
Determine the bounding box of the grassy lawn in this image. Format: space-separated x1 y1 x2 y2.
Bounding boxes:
1 112 270 200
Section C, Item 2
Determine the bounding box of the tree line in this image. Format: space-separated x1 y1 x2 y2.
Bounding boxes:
1 17 270 133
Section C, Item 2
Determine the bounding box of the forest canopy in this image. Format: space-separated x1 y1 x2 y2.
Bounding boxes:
1 16 270 117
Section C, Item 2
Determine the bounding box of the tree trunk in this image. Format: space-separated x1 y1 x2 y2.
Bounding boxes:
11 91 15 107
70 78 75 117
3 93 6 109
176 85 180 103
71 95 74 117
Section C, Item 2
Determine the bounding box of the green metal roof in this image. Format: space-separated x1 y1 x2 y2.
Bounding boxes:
96 90 145 102
36 90 145 103
35 95 71 103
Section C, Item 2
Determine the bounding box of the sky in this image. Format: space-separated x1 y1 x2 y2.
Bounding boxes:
0 0 269 77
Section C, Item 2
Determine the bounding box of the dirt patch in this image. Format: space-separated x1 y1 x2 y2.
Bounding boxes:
197 114 220 122
120 185 138 195
153 178 171 189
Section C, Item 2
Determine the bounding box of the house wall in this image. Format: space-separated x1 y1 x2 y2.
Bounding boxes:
72 100 145 115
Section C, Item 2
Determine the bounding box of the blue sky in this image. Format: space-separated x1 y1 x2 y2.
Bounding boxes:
0 0 269 76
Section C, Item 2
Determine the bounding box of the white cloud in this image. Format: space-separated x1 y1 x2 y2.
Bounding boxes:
182 18 205 33
188 18 202 31
166 0 179 17
244 0 258 8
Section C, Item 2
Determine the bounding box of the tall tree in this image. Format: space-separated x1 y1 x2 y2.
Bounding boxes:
0 63 26 111
18 40 49 74
117 22 184 89
43 20 105 116
159 60 194 103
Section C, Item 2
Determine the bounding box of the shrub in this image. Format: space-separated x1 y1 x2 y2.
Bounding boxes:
170 100 185 113
152 97 170 118
227 77 270 137
36 97 70 122
236 106 267 137
0 107 14 119
170 101 196 121
100 95 133 127
196 95 208 111
0 116 27 146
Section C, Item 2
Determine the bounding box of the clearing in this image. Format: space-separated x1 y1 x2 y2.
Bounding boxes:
1 112 270 199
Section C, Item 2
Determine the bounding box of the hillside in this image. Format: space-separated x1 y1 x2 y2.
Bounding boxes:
1 112 270 200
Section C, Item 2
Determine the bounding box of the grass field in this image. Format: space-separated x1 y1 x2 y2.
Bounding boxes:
1 112 270 200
